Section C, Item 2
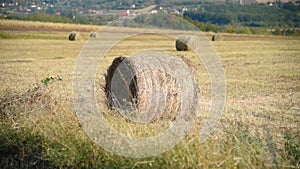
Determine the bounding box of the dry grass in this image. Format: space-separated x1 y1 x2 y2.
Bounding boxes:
0 23 299 168
0 19 101 32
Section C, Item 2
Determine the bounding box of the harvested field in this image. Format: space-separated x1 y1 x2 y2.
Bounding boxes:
0 19 100 32
0 20 299 168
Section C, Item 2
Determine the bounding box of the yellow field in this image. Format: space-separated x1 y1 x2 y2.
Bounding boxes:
0 20 299 168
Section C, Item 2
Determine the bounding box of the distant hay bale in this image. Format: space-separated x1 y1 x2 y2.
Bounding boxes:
176 35 191 51
105 55 198 122
68 32 83 41
89 32 97 38
212 34 222 41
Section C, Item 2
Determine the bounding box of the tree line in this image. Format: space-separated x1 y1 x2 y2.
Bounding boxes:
183 2 300 28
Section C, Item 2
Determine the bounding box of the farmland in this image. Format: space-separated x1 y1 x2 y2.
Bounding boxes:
0 20 299 168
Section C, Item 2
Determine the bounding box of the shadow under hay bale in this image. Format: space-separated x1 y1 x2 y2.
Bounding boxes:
212 34 222 41
105 55 199 123
68 32 83 41
176 35 191 51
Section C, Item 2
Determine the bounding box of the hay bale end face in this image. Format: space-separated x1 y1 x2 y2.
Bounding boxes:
105 55 199 122
176 35 191 51
68 32 83 41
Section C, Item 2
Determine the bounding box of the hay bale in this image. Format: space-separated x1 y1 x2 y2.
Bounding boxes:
89 32 97 38
105 55 198 122
68 32 83 41
176 35 191 51
212 34 222 41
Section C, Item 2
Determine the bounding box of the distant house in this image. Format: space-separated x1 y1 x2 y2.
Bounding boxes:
240 0 257 5
182 7 188 13
173 9 180 14
97 10 104 15
150 10 158 14
118 10 130 17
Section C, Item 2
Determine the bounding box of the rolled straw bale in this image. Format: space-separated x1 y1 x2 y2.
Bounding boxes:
212 34 222 41
89 32 97 38
68 32 83 41
176 35 191 51
105 54 198 122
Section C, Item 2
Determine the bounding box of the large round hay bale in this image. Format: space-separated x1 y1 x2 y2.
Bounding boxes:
176 35 191 51
68 32 83 41
105 55 199 122
212 34 222 41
